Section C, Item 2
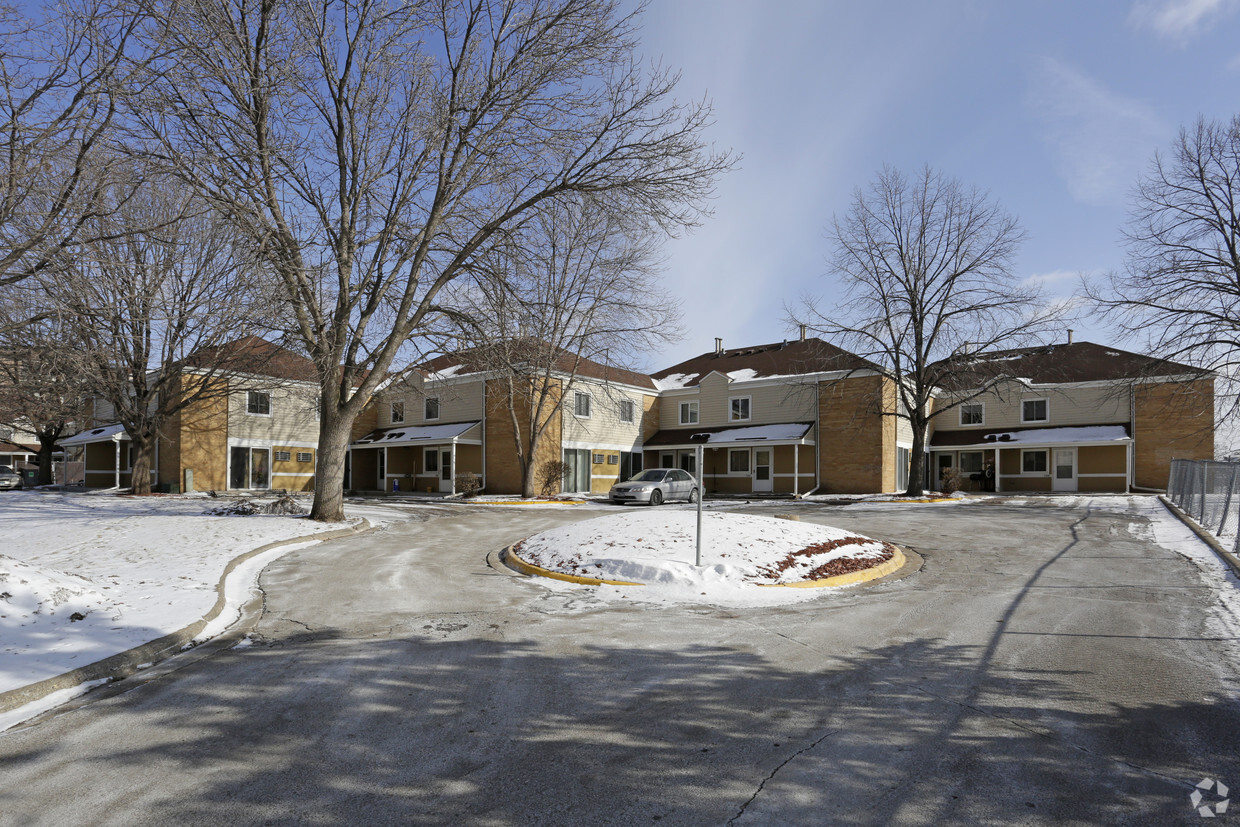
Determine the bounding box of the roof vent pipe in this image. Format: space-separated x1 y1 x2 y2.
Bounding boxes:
1067 328 1074 344
715 337 723 355
800 324 807 341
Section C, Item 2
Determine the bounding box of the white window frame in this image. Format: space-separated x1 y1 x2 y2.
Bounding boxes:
1021 397 1049 424
390 400 405 424
679 400 699 425
958 451 984 474
1021 448 1049 475
618 399 635 423
573 391 592 419
959 402 984 426
729 396 752 422
424 396 440 421
246 391 271 417
728 448 751 474
422 447 439 475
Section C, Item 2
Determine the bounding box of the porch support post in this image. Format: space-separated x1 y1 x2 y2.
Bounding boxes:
450 442 457 495
793 442 800 497
114 438 121 489
383 446 388 491
994 447 1001 494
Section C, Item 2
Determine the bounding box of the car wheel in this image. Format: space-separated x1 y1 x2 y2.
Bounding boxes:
688 487 699 504
649 488 663 506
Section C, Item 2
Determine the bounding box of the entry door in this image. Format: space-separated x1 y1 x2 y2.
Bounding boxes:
1052 448 1076 492
439 449 453 493
753 449 773 493
229 447 270 490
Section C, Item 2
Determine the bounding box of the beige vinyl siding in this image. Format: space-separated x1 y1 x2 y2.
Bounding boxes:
664 374 818 429
933 383 1129 433
378 377 485 428
561 382 651 448
228 381 321 443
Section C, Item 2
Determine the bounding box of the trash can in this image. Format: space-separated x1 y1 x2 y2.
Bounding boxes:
19 468 37 487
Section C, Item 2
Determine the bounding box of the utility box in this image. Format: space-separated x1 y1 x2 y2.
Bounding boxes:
184 468 194 493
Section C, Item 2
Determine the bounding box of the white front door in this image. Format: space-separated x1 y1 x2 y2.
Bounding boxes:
438 449 453 492
753 449 773 493
1052 448 1076 492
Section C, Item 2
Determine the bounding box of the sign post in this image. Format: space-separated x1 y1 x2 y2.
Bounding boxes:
689 433 710 566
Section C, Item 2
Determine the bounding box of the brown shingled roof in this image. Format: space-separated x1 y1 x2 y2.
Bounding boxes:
419 341 658 390
931 341 1209 390
184 336 318 382
651 338 881 387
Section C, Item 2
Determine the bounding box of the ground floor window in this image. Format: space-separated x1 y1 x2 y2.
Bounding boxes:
620 451 643 480
679 450 697 476
896 446 910 491
563 448 591 493
660 452 674 469
229 446 270 489
959 451 984 474
1022 449 1048 474
729 449 750 474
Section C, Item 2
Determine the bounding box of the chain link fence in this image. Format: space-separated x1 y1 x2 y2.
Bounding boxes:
1166 459 1240 554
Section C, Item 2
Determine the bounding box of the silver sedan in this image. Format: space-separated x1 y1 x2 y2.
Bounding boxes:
609 468 699 506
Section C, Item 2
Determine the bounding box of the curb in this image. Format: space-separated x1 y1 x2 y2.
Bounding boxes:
1158 496 1240 578
498 543 909 590
0 517 376 717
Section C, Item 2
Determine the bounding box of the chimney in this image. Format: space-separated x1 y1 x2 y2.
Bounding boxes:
714 337 723 355
1067 329 1074 344
799 324 807 341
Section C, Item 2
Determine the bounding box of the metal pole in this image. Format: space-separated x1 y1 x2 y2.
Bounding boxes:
695 442 704 567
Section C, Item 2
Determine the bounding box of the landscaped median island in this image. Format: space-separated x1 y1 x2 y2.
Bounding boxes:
502 511 906 607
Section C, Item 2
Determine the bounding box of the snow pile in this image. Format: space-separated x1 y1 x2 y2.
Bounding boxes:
514 511 894 607
0 491 351 695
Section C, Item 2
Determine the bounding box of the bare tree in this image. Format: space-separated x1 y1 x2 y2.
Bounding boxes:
48 176 268 494
0 307 91 484
0 0 145 299
1091 115 1240 417
447 195 678 496
135 0 731 520
799 166 1060 496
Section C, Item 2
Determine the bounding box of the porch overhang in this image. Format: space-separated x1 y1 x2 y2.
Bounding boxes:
60 423 129 446
929 424 1132 451
351 421 482 448
644 422 815 450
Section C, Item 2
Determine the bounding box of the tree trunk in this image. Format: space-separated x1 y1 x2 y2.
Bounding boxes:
311 409 354 522
35 435 59 486
905 418 928 498
130 435 153 495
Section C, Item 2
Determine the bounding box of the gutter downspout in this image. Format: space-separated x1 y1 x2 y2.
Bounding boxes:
114 436 121 490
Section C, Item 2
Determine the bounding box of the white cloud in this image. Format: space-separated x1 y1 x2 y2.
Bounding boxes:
1022 269 1084 289
1027 58 1167 206
1129 0 1240 39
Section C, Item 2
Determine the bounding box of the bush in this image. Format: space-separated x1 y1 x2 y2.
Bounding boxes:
455 472 482 498
938 468 963 496
538 460 571 498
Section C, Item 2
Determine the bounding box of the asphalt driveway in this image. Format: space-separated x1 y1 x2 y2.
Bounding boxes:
0 498 1237 825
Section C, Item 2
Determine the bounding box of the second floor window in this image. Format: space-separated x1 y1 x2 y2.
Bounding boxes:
618 399 635 423
960 403 984 425
424 397 440 421
247 391 271 415
574 391 591 418
679 400 699 425
730 396 751 422
1022 398 1048 423
390 401 405 424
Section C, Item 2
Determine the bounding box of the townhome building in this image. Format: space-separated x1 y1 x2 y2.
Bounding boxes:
644 336 913 496
927 341 1214 493
348 347 659 495
61 337 323 492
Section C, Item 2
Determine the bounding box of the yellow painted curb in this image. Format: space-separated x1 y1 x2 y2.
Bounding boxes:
470 499 585 506
501 543 907 590
757 547 907 588
501 545 643 586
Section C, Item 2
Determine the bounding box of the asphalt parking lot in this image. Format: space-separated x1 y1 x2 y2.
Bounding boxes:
1 498 1237 825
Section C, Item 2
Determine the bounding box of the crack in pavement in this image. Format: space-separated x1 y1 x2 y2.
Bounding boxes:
728 728 841 825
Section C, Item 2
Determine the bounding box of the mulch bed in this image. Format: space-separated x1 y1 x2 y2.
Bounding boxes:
754 536 897 582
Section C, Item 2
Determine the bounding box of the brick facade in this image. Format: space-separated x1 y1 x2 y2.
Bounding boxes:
1134 378 1214 489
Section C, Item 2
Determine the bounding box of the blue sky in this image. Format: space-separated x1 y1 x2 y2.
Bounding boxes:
630 0 1240 369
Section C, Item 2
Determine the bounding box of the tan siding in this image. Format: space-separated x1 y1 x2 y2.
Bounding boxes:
560 381 651 449
934 382 1129 433
379 376 485 428
696 373 730 427
228 380 321 444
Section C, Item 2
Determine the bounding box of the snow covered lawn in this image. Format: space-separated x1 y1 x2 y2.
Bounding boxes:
0 490 355 696
511 511 898 607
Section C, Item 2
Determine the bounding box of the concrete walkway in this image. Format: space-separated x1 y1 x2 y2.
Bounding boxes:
0 499 1237 825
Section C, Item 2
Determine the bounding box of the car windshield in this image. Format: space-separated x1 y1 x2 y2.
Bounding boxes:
630 469 669 482
0 466 12 474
